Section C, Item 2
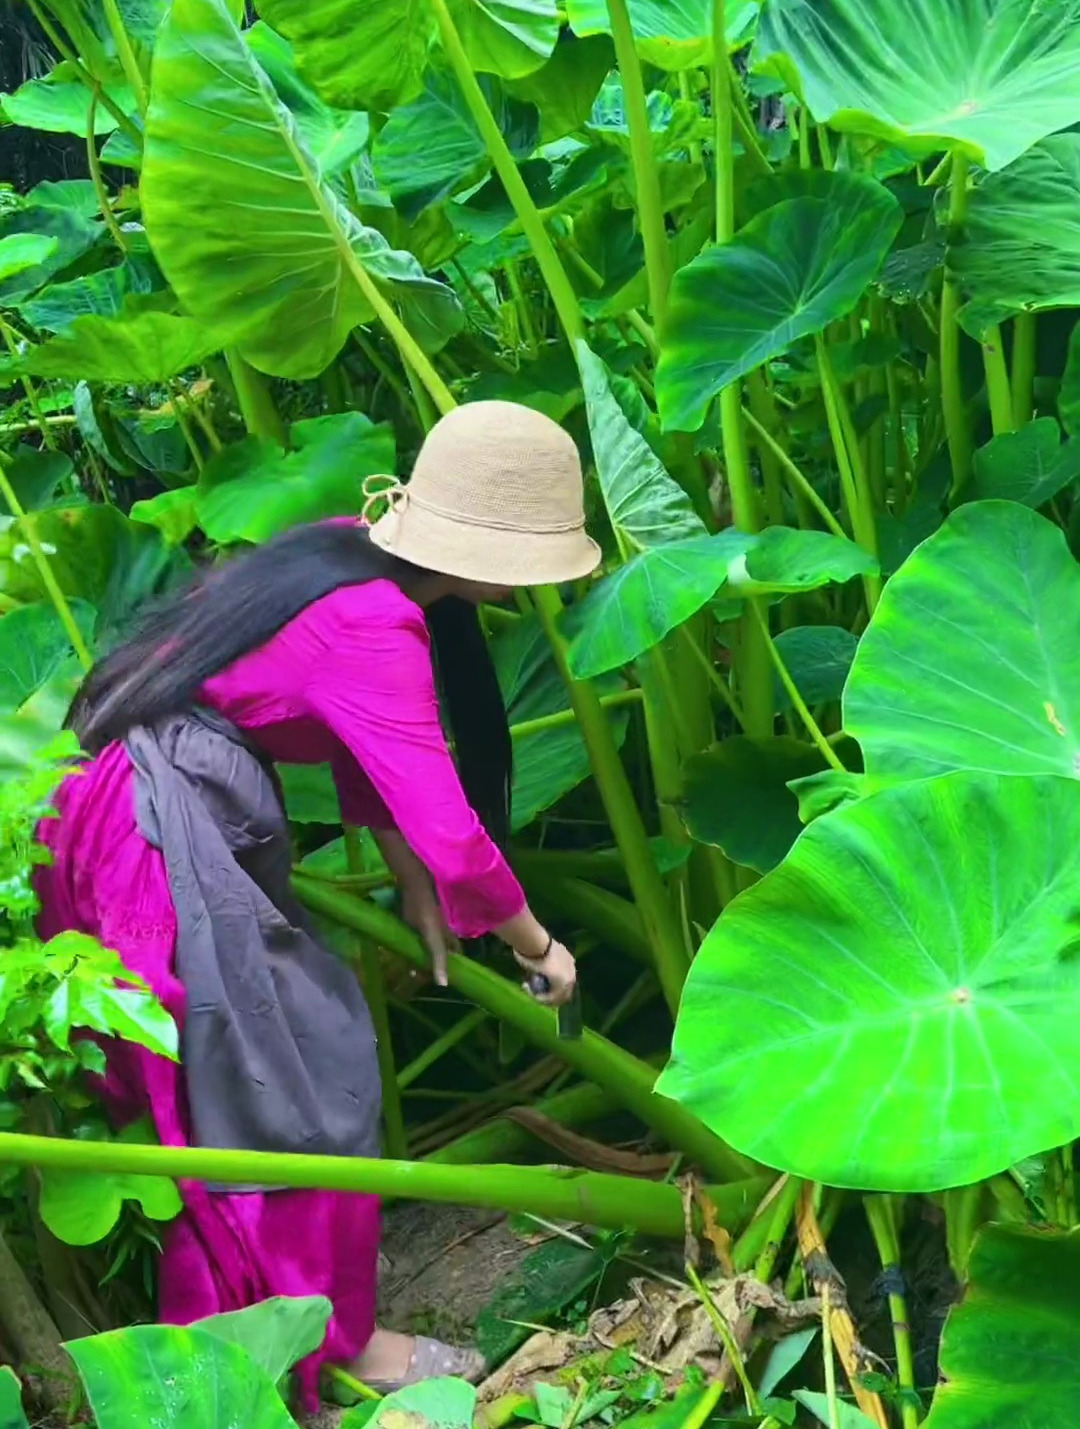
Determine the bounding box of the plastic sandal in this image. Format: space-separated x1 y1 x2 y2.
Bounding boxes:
362 1336 486 1394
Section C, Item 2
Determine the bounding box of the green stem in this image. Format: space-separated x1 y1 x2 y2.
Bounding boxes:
424 1081 616 1167
352 331 415 418
941 152 973 499
1011 312 1037 427
505 259 539 357
225 351 287 445
401 353 438 433
864 1196 919 1429
943 1183 983 1279
429 0 585 345
822 1281 841 1429
678 71 704 168
526 876 652 967
686 1263 761 1415
0 1130 766 1240
0 454 92 671
292 874 751 1182
981 323 1014 436
750 605 845 771
1 318 58 452
397 1007 487 1091
510 687 642 741
167 380 205 473
680 1384 723 1429
741 406 846 538
101 0 148 112
678 620 745 726
27 0 142 145
532 586 692 1018
814 335 881 611
606 0 671 328
344 827 407 1159
86 94 129 253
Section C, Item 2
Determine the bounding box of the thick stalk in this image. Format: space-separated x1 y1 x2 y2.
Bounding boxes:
1011 312 1036 426
532 586 692 1017
864 1196 919 1429
943 1183 983 1279
345 827 407 1159
981 323 1014 436
101 0 148 111
424 1081 615 1166
0 455 92 670
430 0 585 344
0 1131 766 1240
292 873 751 1182
225 351 287 445
815 336 881 611
941 153 973 498
605 0 671 327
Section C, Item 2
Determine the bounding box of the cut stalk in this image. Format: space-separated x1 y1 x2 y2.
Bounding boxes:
430 0 585 345
864 1196 919 1429
981 323 1014 436
941 152 973 499
1011 311 1036 426
0 1131 767 1240
0 454 92 671
532 586 692 1017
292 873 751 1182
344 827 407 1159
605 0 671 327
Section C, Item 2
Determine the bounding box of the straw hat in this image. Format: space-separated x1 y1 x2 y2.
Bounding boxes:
364 401 600 586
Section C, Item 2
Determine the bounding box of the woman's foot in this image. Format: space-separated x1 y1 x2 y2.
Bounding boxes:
348 1327 485 1391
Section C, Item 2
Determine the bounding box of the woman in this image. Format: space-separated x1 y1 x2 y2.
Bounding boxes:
36 400 599 1405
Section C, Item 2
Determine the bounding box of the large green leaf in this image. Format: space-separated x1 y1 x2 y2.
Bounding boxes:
343 1378 476 1429
575 339 704 550
656 171 902 432
18 247 164 332
845 501 1080 783
0 191 101 306
504 33 614 142
142 0 462 379
969 418 1080 508
254 0 558 111
39 1164 182 1246
772 625 858 712
563 530 753 679
0 601 96 713
659 769 1080 1191
0 233 58 283
374 71 538 218
195 413 394 544
18 308 218 384
65 1324 296 1429
475 1236 607 1363
681 735 837 873
924 1223 1080 1428
0 62 133 136
754 0 1080 173
735 525 879 594
0 447 74 513
196 1297 332 1381
566 0 757 69
245 22 370 177
951 135 1080 337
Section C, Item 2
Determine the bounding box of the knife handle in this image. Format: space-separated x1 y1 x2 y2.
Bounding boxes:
527 972 552 998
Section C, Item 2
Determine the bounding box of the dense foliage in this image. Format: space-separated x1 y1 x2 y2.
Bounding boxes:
3 0 1080 1424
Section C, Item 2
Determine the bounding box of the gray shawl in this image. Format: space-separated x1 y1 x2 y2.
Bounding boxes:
124 709 381 1188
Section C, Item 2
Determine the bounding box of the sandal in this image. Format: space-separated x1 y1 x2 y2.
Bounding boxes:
363 1336 486 1394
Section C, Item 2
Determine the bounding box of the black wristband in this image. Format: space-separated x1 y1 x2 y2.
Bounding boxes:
516 934 553 962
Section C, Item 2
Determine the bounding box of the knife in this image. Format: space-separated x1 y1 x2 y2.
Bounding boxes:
527 972 584 1040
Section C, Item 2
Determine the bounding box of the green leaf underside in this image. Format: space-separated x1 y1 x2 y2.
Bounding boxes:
19 310 218 384
970 419 1080 508
754 0 1080 173
845 501 1080 782
659 770 1080 1191
39 1165 182 1246
565 0 758 69
924 1224 1080 1428
195 1296 332 1382
656 171 902 432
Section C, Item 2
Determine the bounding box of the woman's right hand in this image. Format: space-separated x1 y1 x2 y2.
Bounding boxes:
513 939 577 1008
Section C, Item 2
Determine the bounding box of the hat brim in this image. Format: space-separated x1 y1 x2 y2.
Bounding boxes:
368 503 601 586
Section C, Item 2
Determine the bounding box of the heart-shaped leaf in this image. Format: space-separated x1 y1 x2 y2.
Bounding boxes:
772 626 858 712
565 0 757 69
195 413 393 545
0 233 58 283
659 769 1080 1190
951 135 1080 337
255 0 558 112
924 1223 1080 1428
969 418 1080 508
0 192 101 306
735 526 879 593
39 1164 182 1246
845 501 1080 782
656 171 902 432
1 63 133 136
18 309 218 384
0 600 96 713
346 1377 477 1429
564 531 753 679
754 0 1080 173
18 247 164 332
142 0 462 379
196 1296 332 1382
681 735 839 873
66 1324 296 1429
130 488 198 546
504 34 614 142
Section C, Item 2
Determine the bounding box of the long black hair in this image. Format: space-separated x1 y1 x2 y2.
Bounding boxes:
66 523 513 847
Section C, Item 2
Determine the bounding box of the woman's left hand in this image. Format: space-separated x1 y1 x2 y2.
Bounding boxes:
400 877 455 987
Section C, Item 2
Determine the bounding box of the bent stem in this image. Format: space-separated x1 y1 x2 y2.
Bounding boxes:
0 455 92 671
532 585 692 1017
864 1196 919 1429
606 0 670 328
941 152 973 499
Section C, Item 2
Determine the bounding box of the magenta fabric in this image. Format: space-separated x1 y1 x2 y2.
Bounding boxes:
35 577 525 1407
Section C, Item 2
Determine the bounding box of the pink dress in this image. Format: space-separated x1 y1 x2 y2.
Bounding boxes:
36 579 525 1406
